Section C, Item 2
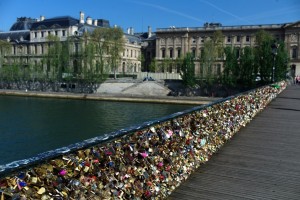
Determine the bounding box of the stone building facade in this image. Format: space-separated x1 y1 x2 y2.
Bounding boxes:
0 11 142 75
1 12 299 79
154 21 300 78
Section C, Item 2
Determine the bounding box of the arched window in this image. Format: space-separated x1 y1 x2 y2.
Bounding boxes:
169 48 173 58
292 46 298 59
122 62 126 74
177 48 181 58
161 48 166 58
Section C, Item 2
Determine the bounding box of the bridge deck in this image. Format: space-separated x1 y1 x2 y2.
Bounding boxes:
168 85 300 200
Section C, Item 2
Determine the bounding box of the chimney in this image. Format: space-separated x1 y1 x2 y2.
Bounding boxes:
40 16 45 21
80 11 84 24
130 27 134 35
86 17 92 25
94 19 98 26
148 26 152 38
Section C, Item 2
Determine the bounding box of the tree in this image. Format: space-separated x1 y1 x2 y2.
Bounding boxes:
43 34 63 81
273 41 289 82
253 30 275 83
180 52 196 87
222 46 239 87
91 28 109 79
239 46 256 87
106 27 125 79
149 58 157 72
253 30 289 84
201 30 224 84
0 40 11 69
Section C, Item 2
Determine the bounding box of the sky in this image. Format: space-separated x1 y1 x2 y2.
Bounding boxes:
0 0 299 33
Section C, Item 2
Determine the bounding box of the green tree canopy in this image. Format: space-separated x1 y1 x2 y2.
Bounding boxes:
201 30 224 84
106 27 125 79
181 52 196 87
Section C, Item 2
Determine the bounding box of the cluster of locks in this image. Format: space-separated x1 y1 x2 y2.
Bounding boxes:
0 83 285 200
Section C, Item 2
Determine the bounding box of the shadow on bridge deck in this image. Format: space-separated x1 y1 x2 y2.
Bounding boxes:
168 85 300 200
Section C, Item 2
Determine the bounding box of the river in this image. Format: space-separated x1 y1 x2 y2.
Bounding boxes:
0 95 195 165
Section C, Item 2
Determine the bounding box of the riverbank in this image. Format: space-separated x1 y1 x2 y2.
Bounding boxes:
0 89 219 105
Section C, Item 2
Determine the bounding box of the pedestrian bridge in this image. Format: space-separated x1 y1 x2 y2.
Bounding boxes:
169 84 300 200
0 82 290 199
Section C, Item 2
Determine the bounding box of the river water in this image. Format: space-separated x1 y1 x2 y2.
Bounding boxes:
0 95 194 165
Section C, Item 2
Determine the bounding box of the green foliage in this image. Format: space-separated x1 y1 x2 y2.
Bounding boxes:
180 52 196 87
0 40 11 68
149 58 157 72
91 28 109 77
222 46 239 87
274 41 289 81
106 27 125 79
201 30 224 84
253 30 289 83
239 46 256 86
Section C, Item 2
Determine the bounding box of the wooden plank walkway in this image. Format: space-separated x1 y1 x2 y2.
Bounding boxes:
168 85 300 200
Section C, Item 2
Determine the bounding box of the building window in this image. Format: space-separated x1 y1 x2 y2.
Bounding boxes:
246 35 250 42
292 46 298 59
236 36 240 43
13 46 16 55
34 32 37 38
192 49 196 57
216 64 221 75
62 30 66 36
177 49 181 58
131 50 133 57
200 48 204 58
55 31 58 36
192 37 196 43
48 31 51 35
227 36 231 43
200 37 204 43
170 49 173 58
41 31 44 38
162 49 165 58
34 45 37 54
235 48 240 58
41 45 44 54
26 45 29 54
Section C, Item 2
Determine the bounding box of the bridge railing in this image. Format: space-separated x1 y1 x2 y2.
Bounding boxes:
0 82 286 199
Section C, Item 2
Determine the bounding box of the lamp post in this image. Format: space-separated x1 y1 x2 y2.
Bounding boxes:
271 42 279 83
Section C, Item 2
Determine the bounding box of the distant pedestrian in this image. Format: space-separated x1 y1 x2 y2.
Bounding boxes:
296 75 300 85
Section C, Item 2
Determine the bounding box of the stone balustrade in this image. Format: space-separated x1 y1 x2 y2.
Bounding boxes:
0 82 286 200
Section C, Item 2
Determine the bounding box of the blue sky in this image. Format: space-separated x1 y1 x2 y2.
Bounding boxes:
0 0 299 33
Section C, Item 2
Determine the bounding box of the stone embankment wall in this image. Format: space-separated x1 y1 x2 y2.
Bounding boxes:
0 82 286 200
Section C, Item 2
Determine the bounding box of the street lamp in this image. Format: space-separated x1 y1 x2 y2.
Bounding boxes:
271 42 279 83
